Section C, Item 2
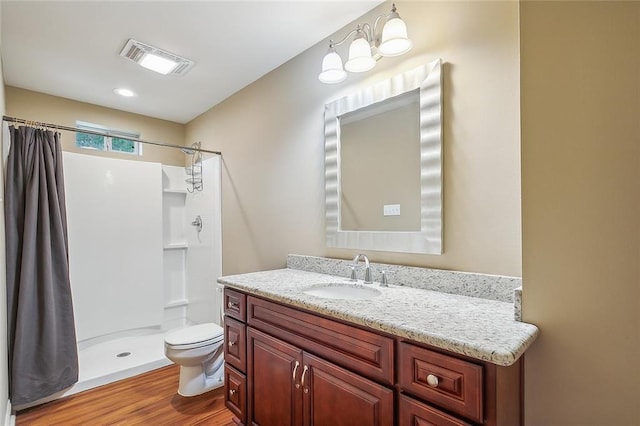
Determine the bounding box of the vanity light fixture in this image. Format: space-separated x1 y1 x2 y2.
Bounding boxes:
318 3 412 84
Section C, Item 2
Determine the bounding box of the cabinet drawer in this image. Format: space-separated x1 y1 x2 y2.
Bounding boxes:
399 342 483 423
247 295 394 385
224 364 246 425
224 317 246 372
399 394 472 426
224 288 246 322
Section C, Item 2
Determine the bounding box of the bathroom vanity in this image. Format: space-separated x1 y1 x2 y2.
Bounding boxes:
219 259 538 426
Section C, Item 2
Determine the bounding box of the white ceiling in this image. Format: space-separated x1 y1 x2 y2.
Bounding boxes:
1 1 383 124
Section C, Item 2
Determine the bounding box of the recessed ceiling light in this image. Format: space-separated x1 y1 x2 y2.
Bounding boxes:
113 88 136 97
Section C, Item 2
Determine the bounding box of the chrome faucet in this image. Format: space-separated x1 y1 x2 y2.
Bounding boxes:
352 254 372 284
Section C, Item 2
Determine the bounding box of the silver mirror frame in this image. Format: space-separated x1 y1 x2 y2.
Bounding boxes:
324 59 443 254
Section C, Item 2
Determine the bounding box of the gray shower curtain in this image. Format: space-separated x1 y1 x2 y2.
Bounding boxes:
4 125 78 406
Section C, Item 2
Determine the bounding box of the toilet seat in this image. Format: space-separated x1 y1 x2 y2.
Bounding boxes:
165 323 224 350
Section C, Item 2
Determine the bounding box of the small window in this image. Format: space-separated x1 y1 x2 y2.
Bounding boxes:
76 121 142 155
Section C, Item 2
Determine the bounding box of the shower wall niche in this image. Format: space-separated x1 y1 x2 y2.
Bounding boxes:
161 177 189 330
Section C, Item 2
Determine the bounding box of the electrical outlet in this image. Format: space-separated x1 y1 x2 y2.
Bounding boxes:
383 204 401 216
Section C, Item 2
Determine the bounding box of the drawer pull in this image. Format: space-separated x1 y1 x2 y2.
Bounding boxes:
293 361 300 388
426 374 439 387
301 365 309 393
229 388 237 396
227 301 239 309
228 340 236 347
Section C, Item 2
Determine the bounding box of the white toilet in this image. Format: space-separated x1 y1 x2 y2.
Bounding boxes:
164 323 225 397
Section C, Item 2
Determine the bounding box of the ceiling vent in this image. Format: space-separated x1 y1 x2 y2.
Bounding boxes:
119 39 194 76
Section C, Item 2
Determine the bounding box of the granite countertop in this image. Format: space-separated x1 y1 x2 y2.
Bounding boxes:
218 268 539 367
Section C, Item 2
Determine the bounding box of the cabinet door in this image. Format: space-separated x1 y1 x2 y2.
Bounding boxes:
247 327 303 426
302 352 394 426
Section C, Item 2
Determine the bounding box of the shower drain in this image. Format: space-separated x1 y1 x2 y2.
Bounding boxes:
116 352 131 358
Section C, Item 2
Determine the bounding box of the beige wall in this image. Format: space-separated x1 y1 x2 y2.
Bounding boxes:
187 1 522 276
5 87 186 166
521 2 640 424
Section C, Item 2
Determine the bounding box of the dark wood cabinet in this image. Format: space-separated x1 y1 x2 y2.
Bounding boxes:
302 352 393 426
225 364 247 425
247 327 302 426
399 342 483 423
247 295 394 385
398 341 522 426
399 394 472 426
224 317 246 372
224 288 522 426
224 288 246 322
247 326 393 426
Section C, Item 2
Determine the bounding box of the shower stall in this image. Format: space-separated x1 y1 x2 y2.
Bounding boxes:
16 150 222 409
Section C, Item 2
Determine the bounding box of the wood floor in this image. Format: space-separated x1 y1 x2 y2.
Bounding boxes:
16 365 235 426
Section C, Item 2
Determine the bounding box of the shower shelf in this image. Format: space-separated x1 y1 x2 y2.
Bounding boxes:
165 299 189 308
163 188 188 194
164 243 189 250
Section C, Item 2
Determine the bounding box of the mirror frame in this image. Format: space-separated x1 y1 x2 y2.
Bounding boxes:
324 59 443 254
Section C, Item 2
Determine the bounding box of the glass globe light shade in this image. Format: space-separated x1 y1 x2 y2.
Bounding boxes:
344 37 375 73
318 50 347 84
378 16 412 57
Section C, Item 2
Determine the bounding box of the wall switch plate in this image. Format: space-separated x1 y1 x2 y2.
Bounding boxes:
383 204 401 216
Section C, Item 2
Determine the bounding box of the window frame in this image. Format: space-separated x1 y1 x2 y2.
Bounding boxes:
75 121 142 156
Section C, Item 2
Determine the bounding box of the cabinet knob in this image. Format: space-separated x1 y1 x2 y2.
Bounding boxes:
426 374 439 387
229 389 237 396
227 301 239 309
228 340 236 347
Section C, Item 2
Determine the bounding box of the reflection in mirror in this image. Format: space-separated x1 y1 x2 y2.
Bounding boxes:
340 89 420 232
325 59 443 254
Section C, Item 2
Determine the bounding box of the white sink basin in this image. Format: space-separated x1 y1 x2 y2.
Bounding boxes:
303 283 381 300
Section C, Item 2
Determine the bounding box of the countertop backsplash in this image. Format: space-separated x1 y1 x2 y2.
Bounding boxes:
287 254 523 321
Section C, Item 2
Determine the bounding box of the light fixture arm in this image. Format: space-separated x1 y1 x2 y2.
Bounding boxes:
370 11 394 47
329 4 398 50
369 3 403 47
328 29 360 49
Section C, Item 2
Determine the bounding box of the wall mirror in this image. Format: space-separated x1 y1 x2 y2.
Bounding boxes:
324 59 443 254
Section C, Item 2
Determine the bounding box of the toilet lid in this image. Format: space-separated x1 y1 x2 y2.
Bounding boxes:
165 323 224 346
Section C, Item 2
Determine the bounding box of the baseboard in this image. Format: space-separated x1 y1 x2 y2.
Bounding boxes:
4 400 15 426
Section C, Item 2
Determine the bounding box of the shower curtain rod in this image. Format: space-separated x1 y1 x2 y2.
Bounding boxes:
2 115 222 156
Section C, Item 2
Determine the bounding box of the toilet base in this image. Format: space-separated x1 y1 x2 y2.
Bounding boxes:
177 363 225 397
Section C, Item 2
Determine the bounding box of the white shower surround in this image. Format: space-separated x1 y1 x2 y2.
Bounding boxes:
17 153 223 409
64 152 164 341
